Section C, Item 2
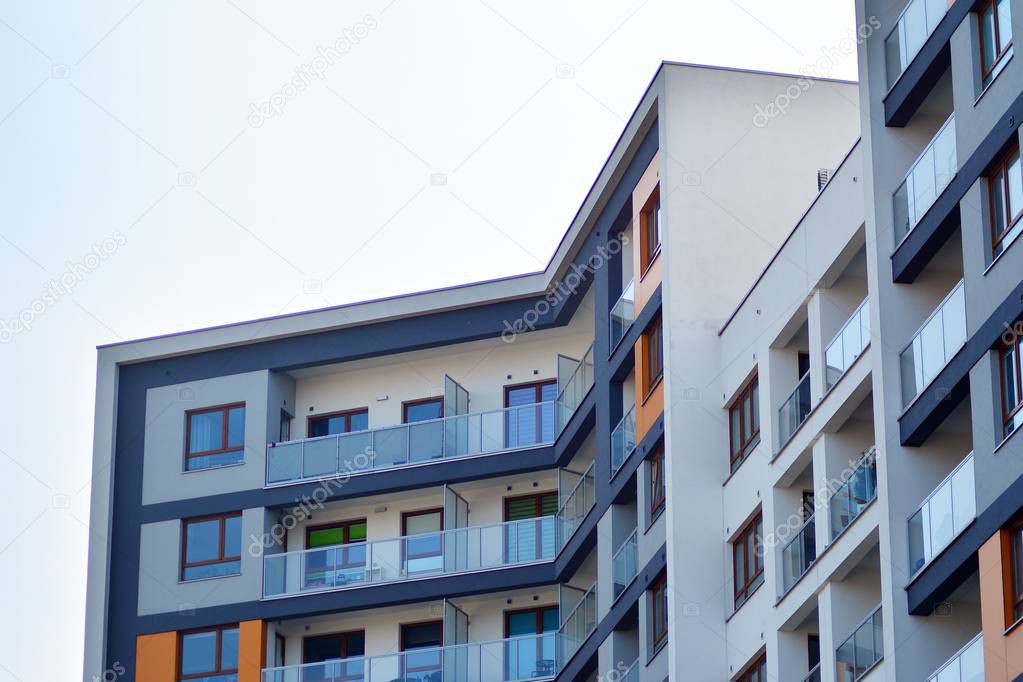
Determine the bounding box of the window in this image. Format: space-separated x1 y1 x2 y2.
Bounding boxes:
736 652 767 682
649 447 666 520
400 621 443 678
1011 520 1023 622
402 397 443 423
1001 335 1023 439
303 631 365 680
181 513 242 581
644 317 664 394
505 606 559 679
504 492 559 561
733 513 764 609
505 380 558 447
180 626 238 682
279 410 291 442
989 141 1023 259
185 403 245 471
728 375 760 473
304 519 368 587
308 408 369 438
641 191 662 273
979 0 1013 86
402 508 444 574
649 572 668 654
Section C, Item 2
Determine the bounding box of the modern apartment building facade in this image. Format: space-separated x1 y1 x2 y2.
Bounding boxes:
82 12 1023 680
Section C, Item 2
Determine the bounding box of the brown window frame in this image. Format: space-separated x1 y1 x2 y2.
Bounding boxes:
1008 518 1023 624
648 447 666 520
399 620 444 675
180 512 242 581
179 625 239 680
402 396 444 423
989 141 1023 256
733 512 764 609
1002 335 1023 439
184 402 246 459
978 0 1013 84
643 317 664 397
728 375 761 473
307 407 369 438
401 508 444 562
735 651 767 682
305 518 368 569
302 629 366 679
649 571 668 653
640 189 662 276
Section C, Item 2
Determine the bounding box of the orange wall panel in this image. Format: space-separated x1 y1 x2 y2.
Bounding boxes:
238 620 267 682
634 329 664 441
136 632 177 682
980 531 1023 681
632 152 661 313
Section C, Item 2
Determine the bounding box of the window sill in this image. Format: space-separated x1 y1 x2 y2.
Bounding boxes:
646 635 667 665
976 50 1014 107
178 571 242 585
183 461 246 475
645 505 665 534
639 248 662 283
985 223 1023 276
725 581 763 623
641 374 664 406
994 419 1022 455
1004 614 1023 636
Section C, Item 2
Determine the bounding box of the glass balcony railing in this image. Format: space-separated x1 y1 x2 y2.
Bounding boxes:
555 343 595 430
899 280 966 406
612 529 638 599
559 581 597 665
267 400 565 486
610 404 636 477
780 512 817 595
830 450 878 541
926 632 983 682
609 279 635 352
621 659 640 682
836 605 883 682
558 461 596 541
263 516 559 598
779 372 812 448
825 299 871 391
909 452 975 576
801 663 821 682
884 0 952 88
893 115 957 244
262 633 564 682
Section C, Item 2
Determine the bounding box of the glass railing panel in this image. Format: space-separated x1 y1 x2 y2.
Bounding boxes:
267 401 562 485
885 0 952 88
262 516 559 598
555 343 595 431
612 529 639 599
825 299 871 391
558 461 596 541
781 512 817 595
893 115 957 243
609 280 636 353
908 453 975 575
836 606 883 682
559 582 597 665
779 372 812 447
830 450 878 540
801 663 822 682
262 634 562 682
926 632 983 682
899 280 966 406
610 404 636 476
621 659 640 682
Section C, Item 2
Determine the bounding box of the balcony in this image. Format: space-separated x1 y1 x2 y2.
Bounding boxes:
830 450 877 541
779 372 812 448
908 452 975 576
559 581 597 664
558 461 596 540
556 342 595 425
609 279 635 353
825 299 871 391
263 516 559 598
780 512 816 595
610 404 636 477
801 663 821 682
884 0 952 88
612 529 638 599
925 632 983 682
836 605 883 682
262 633 564 682
899 280 966 406
893 115 957 245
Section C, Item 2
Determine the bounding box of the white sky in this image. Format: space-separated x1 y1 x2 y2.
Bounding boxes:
0 0 857 678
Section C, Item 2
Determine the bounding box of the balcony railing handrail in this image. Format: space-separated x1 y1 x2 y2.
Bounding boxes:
555 342 595 407
611 279 635 319
828 448 877 504
800 662 821 682
783 370 811 408
824 297 870 356
780 510 816 556
263 514 560 563
900 279 965 357
925 632 983 681
612 528 638 562
908 451 975 519
261 631 558 676
839 604 882 646
609 279 636 354
612 403 636 438
898 113 956 189
558 460 595 519
559 580 598 638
